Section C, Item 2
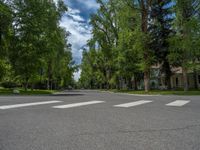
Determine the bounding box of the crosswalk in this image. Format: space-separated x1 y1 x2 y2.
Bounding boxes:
114 100 153 108
166 100 190 107
0 100 191 110
0 101 62 110
53 101 105 109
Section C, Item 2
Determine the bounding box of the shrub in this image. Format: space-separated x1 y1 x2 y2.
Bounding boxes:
1 81 18 88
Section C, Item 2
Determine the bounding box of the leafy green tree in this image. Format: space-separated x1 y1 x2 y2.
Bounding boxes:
9 0 50 90
42 0 68 89
0 0 12 56
115 0 141 89
7 0 72 90
51 29 75 89
88 0 121 89
79 0 200 91
0 1 12 80
80 0 154 90
79 49 94 89
168 0 200 91
135 0 155 92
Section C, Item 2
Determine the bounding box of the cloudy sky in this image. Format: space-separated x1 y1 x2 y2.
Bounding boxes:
58 0 99 80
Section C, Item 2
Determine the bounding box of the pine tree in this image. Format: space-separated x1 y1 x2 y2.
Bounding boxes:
149 0 174 89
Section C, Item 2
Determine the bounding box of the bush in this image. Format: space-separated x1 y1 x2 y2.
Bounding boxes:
1 81 18 88
33 82 47 89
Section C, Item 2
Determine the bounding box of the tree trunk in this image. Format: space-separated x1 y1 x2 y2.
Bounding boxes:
164 62 172 90
50 80 53 90
182 67 188 91
31 83 34 91
47 80 50 90
47 61 52 90
166 76 171 90
140 2 150 92
134 76 138 90
126 77 131 89
144 70 150 92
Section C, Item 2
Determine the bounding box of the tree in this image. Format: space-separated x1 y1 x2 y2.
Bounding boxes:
115 0 141 89
42 0 68 90
80 0 154 90
8 0 72 90
9 0 50 90
149 0 174 89
79 0 200 91
0 0 12 56
50 29 75 89
136 0 154 92
0 1 12 80
89 0 120 89
168 0 200 91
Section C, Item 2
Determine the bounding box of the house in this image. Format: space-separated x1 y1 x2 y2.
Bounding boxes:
170 67 200 89
118 64 200 90
150 65 200 90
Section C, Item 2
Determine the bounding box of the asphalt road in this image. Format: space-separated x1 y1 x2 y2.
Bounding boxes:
0 90 200 150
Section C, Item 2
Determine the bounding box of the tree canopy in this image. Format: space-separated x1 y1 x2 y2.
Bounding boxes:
79 0 200 91
0 0 75 90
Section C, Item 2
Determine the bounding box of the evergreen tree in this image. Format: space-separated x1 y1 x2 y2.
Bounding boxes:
149 0 174 89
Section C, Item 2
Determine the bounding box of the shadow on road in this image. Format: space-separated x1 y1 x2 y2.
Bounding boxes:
51 93 85 96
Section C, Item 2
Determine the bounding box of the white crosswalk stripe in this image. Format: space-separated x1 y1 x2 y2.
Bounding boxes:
52 101 105 109
166 100 190 107
0 100 192 110
114 100 153 108
0 101 62 110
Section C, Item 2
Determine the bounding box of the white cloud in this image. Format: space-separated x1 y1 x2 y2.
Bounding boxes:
57 0 99 81
67 8 84 22
60 15 91 62
60 6 92 61
53 0 59 5
60 7 92 80
73 69 81 81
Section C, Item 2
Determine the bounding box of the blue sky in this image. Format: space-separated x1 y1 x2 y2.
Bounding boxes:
55 0 99 80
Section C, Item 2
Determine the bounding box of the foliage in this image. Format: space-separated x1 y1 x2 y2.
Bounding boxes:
0 0 75 91
0 88 57 95
79 0 200 91
149 0 174 89
168 0 200 91
0 0 12 57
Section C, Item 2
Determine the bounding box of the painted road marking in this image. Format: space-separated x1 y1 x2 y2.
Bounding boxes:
0 101 62 110
166 100 190 107
114 100 153 108
53 101 105 109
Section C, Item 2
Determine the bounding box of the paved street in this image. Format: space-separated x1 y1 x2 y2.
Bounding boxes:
0 90 200 150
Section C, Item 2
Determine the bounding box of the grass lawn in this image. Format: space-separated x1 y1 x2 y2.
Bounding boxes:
104 89 200 95
0 87 57 95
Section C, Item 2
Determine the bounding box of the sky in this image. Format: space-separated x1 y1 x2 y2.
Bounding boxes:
57 0 99 81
